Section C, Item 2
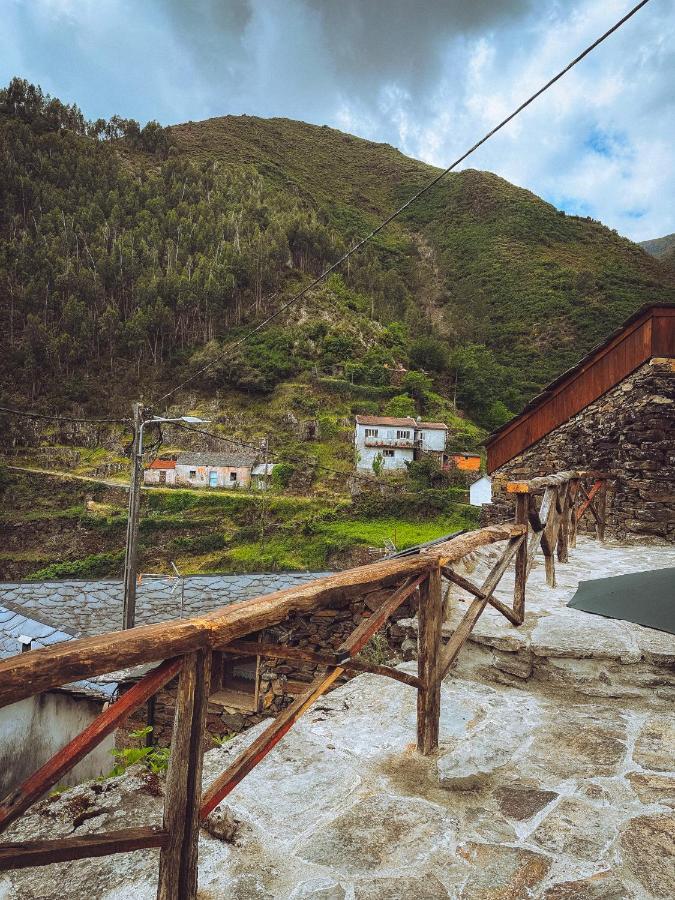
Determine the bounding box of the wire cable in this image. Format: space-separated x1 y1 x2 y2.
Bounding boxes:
154 0 652 406
0 405 130 425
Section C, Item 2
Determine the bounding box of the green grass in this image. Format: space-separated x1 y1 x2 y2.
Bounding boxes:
321 513 474 550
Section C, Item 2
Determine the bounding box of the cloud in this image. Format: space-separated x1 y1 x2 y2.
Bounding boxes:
1 0 673 240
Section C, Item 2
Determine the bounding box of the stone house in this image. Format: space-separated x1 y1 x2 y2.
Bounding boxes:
0 600 117 795
175 451 258 489
143 458 177 485
354 415 448 472
482 304 674 541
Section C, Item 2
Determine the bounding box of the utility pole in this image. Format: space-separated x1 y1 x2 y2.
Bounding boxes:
123 401 143 630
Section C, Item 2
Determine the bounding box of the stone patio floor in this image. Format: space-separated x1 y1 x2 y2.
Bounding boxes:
1 535 674 899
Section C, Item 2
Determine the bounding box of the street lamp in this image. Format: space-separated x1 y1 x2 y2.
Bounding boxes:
123 409 209 630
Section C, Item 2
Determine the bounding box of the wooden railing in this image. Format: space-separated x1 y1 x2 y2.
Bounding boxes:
0 482 608 897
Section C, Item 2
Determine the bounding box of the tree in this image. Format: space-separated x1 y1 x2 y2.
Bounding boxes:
384 394 416 418
409 336 448 372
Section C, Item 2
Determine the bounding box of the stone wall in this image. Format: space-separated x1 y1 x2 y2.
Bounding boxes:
124 583 418 746
481 358 674 542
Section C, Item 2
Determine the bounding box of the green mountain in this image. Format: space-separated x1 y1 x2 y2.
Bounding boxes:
639 232 675 258
1 78 673 435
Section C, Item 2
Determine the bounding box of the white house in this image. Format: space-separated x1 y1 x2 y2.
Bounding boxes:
354 416 448 473
143 458 177 485
470 475 492 506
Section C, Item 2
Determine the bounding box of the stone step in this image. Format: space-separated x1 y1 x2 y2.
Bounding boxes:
398 536 675 705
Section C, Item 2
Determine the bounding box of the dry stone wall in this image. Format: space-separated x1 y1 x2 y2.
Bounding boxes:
124 585 417 745
482 358 674 542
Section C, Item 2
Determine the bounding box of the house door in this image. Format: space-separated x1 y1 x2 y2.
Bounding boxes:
159 470 166 484
209 471 218 488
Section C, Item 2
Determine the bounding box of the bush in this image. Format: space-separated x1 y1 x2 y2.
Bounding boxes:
384 394 416 417
272 462 295 489
27 550 125 581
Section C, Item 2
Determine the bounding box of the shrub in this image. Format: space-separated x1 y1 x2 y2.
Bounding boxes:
272 462 295 489
384 393 416 417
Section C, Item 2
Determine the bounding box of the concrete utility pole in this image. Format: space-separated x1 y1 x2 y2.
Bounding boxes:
123 401 143 630
122 409 209 630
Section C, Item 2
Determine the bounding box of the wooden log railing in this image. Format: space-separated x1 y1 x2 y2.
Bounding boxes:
506 470 610 589
0 497 604 896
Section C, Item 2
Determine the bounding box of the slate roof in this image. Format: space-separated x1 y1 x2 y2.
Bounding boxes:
0 602 116 700
355 416 417 427
355 416 448 430
176 451 258 468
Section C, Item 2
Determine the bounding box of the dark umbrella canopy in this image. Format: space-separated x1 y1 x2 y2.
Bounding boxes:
567 567 675 635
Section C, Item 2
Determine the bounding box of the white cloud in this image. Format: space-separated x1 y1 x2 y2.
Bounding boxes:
1 0 673 240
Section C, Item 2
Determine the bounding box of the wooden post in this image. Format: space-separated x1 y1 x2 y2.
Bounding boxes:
417 566 442 756
556 483 570 564
568 478 580 548
157 650 211 900
123 401 143 630
596 480 607 542
513 494 528 621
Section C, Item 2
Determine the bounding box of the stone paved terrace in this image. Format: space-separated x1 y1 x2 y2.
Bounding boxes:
400 535 675 706
2 666 673 898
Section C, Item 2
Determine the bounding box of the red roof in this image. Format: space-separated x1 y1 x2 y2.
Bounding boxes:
148 458 176 469
418 421 448 431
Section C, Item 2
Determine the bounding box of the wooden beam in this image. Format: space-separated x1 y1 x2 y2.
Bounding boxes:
0 826 168 871
506 470 600 494
222 641 421 690
417 567 442 755
575 479 603 524
441 568 522 626
200 666 344 820
0 657 182 836
0 523 524 710
157 650 211 900
438 535 525 682
513 494 528 621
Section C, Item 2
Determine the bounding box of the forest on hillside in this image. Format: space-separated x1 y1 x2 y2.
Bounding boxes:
1 78 672 432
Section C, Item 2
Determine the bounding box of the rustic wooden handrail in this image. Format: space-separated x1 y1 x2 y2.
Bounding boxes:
0 518 557 897
0 523 523 710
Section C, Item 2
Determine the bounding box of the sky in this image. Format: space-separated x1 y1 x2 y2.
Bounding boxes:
1 0 674 242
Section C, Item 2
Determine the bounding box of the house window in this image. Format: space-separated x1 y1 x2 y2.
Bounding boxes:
383 449 395 457
396 430 411 439
189 469 197 478
365 428 379 438
229 472 237 482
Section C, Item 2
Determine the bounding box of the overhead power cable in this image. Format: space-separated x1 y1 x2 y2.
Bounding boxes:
0 405 129 425
154 0 652 406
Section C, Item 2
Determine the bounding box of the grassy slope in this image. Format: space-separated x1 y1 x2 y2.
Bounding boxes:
171 117 674 399
639 233 675 258
0 468 477 580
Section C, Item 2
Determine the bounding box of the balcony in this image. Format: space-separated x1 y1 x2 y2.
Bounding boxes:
363 438 415 449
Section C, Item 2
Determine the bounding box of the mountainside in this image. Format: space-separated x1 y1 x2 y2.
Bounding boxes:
1 78 673 436
640 232 675 258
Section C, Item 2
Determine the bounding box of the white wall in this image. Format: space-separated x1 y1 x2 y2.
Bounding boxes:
416 429 446 452
470 476 492 506
356 444 413 472
0 693 115 796
144 469 176 485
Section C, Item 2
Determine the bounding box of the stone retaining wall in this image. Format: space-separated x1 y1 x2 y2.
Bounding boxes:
481 358 674 542
124 584 417 745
